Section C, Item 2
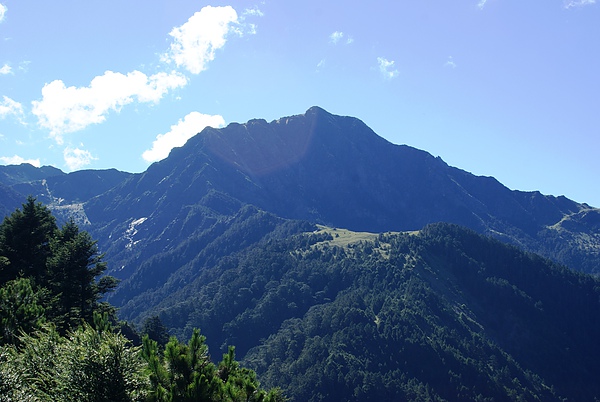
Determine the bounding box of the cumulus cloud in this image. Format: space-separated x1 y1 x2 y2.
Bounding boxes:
377 57 399 79
31 70 187 143
0 155 41 167
564 0 596 8
63 147 97 171
0 3 6 23
29 5 250 140
0 64 11 75
142 111 225 163
162 5 241 75
0 96 24 120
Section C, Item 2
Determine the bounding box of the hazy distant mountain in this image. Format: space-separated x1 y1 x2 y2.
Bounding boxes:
0 165 133 224
0 164 64 186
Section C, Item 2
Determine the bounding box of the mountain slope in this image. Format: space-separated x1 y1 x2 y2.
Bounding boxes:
84 106 599 276
240 224 600 400
0 165 132 225
122 221 600 401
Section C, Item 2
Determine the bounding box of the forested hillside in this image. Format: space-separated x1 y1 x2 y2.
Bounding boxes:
112 214 600 400
2 198 600 400
244 225 600 400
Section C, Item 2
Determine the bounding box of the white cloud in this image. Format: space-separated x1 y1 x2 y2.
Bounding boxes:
477 0 488 9
0 155 41 167
31 70 187 142
0 96 23 119
162 5 241 75
243 6 264 17
377 57 399 79
330 31 344 44
0 64 11 75
564 0 596 8
63 147 97 171
142 111 225 163
0 4 7 23
329 31 353 45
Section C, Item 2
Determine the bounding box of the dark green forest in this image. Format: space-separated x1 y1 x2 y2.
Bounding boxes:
120 217 600 401
2 198 600 401
0 198 283 402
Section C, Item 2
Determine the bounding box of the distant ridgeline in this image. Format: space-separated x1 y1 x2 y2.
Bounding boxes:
1 107 600 400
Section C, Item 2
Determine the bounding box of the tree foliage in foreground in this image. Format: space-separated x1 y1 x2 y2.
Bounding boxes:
0 198 283 401
0 314 148 402
142 330 284 402
0 196 117 340
0 313 283 402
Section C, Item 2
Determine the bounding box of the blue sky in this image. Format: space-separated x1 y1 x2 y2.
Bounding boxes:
0 1 599 207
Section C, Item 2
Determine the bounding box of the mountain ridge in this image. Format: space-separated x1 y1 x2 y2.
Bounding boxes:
1 107 599 274
80 106 600 277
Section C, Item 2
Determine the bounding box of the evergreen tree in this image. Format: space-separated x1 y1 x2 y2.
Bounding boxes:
142 315 170 348
0 198 118 337
141 330 285 402
0 313 149 402
0 277 47 345
0 196 57 284
46 219 118 331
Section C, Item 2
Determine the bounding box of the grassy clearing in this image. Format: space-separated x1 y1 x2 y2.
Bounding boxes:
313 224 380 247
306 225 407 259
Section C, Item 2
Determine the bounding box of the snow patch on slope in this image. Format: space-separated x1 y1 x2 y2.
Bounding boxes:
125 217 147 250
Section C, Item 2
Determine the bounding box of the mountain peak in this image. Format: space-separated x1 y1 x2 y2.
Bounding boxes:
304 105 331 116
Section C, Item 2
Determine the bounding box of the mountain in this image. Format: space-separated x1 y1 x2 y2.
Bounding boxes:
2 106 599 286
0 164 133 224
77 106 599 276
2 107 600 400
0 164 64 186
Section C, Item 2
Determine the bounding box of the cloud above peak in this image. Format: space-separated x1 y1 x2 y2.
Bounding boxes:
29 5 250 143
0 155 41 167
142 111 225 163
162 5 242 75
63 146 97 171
31 70 187 143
